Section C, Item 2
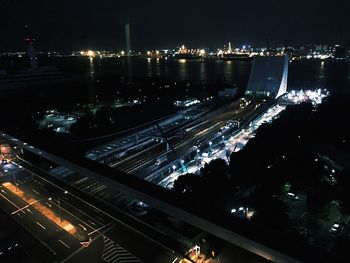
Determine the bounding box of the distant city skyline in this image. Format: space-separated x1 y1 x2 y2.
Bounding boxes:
1 0 349 51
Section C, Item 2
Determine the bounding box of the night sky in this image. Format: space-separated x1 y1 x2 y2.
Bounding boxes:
1 0 349 51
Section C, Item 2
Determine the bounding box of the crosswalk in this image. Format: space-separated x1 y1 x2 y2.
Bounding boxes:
102 236 142 263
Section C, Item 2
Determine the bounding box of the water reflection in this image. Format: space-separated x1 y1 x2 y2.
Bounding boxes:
156 58 161 76
147 59 152 78
88 57 96 102
199 62 206 84
178 59 188 81
224 60 233 84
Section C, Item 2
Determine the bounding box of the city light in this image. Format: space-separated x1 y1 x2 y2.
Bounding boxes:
281 89 330 105
87 50 95 57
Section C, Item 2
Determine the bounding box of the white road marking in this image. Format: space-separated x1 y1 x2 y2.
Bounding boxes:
59 239 70 249
79 224 87 231
35 221 46 230
88 220 96 226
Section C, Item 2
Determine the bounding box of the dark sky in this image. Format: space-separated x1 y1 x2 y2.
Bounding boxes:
1 0 349 51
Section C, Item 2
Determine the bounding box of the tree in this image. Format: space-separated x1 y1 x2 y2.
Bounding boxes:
173 174 201 196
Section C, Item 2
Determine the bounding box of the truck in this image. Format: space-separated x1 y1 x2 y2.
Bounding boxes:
155 155 167 166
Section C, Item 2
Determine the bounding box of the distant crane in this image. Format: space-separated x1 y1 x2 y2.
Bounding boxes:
156 124 188 174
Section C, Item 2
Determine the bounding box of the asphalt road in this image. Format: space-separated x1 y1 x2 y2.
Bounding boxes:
0 179 82 262
1 161 182 263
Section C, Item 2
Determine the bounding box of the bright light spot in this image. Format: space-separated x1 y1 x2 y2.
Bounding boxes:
281 89 329 106
87 50 95 57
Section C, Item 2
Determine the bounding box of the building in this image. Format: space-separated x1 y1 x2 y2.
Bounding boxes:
218 88 238 99
245 55 289 99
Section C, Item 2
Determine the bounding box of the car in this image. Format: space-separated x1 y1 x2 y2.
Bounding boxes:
287 192 299 200
329 223 344 234
127 200 149 216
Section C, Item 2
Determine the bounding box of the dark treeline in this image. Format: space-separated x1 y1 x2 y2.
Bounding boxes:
173 94 350 262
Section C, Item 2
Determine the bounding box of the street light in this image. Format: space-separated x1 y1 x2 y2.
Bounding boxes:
195 149 201 165
208 141 212 156
57 199 62 223
172 165 177 171
11 171 18 192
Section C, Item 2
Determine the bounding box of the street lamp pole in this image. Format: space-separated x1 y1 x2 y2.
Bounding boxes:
58 191 68 223
196 149 200 165
58 199 62 223
12 172 18 192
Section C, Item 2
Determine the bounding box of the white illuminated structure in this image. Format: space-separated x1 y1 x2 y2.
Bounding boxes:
246 55 289 99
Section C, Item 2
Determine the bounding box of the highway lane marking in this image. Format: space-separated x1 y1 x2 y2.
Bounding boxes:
0 192 23 212
26 208 33 214
39 186 48 192
59 239 70 249
88 220 96 226
36 221 46 230
16 177 106 235
96 216 106 223
14 161 175 254
59 199 103 224
11 200 40 215
79 224 87 231
49 200 104 231
74 177 88 185
172 257 179 263
32 189 40 195
88 224 110 236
